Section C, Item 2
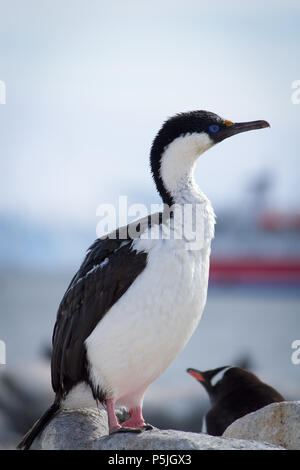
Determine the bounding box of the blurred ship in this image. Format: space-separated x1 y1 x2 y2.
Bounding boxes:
210 173 300 284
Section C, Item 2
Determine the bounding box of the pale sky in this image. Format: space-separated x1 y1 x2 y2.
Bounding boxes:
0 0 300 231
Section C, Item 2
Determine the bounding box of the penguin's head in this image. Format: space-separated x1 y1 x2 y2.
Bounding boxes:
187 366 285 407
187 365 233 395
151 111 270 205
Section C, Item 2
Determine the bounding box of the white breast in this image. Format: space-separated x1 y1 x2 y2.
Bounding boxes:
85 198 215 409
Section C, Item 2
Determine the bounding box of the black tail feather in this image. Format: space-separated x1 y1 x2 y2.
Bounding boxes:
17 401 60 450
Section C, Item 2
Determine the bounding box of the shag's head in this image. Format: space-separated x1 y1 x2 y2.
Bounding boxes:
151 110 270 205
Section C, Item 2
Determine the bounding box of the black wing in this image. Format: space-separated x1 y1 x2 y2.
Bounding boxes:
51 232 148 400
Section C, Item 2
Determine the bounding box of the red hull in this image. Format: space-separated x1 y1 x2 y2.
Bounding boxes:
210 258 300 284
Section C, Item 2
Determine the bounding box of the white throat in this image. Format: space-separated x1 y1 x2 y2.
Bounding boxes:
159 132 213 202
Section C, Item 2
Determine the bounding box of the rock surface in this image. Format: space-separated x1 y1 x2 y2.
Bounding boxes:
223 401 300 450
34 408 283 450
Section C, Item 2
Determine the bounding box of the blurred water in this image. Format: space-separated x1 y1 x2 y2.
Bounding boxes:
0 270 299 408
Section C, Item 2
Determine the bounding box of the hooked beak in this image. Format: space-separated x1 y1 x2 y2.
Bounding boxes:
216 119 270 143
186 368 205 382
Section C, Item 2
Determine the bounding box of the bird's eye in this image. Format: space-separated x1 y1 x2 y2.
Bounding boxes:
208 124 220 133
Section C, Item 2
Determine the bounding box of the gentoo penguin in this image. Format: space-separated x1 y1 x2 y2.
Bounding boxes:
18 111 270 449
187 366 284 435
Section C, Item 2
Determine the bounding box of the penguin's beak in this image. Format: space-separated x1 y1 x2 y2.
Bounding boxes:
215 119 270 143
187 368 205 382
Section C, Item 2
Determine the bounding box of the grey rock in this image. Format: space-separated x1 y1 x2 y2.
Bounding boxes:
223 401 300 450
36 408 283 450
34 408 108 450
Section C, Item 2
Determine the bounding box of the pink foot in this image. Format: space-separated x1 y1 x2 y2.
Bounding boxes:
106 398 122 433
121 406 153 430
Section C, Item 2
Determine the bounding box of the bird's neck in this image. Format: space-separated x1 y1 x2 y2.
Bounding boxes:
152 133 213 206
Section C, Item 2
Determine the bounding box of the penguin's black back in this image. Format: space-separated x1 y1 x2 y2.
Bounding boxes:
206 368 284 436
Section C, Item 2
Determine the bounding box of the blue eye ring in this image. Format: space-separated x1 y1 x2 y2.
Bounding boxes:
209 124 220 133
